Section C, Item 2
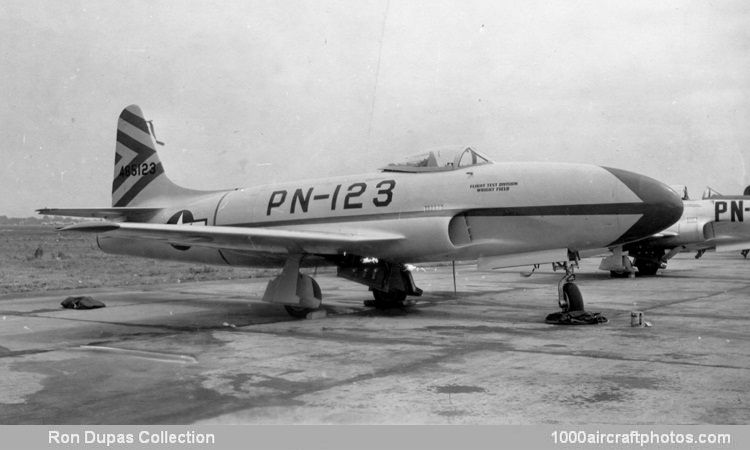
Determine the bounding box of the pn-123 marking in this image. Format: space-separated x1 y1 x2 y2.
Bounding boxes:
715 200 749 222
267 180 396 215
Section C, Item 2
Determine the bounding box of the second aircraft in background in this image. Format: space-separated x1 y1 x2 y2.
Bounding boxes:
601 186 750 277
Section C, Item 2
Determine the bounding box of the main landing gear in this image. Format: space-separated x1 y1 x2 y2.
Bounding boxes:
262 255 324 319
336 256 422 309
601 245 675 277
368 289 408 309
264 254 423 319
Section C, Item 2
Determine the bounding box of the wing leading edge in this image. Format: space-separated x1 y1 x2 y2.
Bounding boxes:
61 221 405 255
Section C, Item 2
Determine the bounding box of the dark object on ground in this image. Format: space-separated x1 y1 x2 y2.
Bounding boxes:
545 310 607 325
61 296 106 309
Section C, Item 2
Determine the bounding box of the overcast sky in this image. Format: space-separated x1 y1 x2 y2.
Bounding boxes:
2 0 749 217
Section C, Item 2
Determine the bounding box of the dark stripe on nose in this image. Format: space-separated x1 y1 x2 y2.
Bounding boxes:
603 167 683 246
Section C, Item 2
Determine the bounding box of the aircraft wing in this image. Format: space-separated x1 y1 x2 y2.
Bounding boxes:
60 221 404 255
37 207 163 220
715 241 750 252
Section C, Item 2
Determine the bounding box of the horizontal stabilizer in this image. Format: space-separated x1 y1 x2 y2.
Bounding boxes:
37 207 162 221
59 221 404 255
59 222 121 232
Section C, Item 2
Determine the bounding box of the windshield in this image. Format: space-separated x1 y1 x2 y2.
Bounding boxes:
701 187 722 199
380 146 493 173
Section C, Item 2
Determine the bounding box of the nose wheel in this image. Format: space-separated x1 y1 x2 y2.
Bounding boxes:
555 261 584 312
547 256 607 324
560 279 584 311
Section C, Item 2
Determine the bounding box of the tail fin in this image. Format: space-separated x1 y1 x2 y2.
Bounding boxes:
112 105 190 207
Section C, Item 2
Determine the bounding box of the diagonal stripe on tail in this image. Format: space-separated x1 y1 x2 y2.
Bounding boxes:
113 163 165 207
111 105 164 207
112 130 158 192
119 108 150 134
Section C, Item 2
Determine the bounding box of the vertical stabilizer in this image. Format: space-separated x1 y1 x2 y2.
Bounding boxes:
112 105 191 207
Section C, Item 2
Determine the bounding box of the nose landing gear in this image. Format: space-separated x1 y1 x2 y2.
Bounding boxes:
554 260 584 312
546 257 607 324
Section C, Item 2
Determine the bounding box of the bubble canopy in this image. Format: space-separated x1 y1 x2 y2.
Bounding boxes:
380 146 493 173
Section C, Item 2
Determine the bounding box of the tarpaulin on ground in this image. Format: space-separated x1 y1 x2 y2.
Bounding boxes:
61 296 105 309
545 310 607 325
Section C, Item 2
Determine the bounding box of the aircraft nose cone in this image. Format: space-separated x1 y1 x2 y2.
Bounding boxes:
603 167 684 246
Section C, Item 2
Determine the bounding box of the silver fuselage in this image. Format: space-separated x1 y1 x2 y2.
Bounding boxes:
99 161 683 267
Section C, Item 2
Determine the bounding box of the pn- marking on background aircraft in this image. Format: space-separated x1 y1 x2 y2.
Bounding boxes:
39 105 683 318
600 185 750 276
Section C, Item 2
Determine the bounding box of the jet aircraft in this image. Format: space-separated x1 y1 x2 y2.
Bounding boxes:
600 186 750 276
39 105 683 317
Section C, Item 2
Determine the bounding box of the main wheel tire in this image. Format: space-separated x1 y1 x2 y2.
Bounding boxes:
634 260 659 276
563 282 584 312
309 276 322 300
371 289 407 308
284 305 313 319
609 270 630 278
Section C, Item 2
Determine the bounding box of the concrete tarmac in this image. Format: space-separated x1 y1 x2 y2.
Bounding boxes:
1 253 749 424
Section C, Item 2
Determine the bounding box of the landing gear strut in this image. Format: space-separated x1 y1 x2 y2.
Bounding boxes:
554 260 584 312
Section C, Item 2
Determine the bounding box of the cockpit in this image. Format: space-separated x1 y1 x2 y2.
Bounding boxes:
380 146 493 173
701 186 722 200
